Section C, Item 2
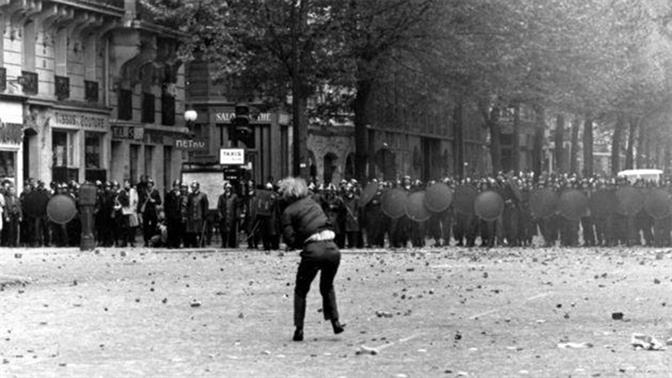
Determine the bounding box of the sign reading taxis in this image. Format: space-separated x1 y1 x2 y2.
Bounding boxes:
220 148 245 165
174 138 208 151
111 126 143 140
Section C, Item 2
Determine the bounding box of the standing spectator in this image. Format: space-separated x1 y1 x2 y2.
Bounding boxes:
118 179 139 247
217 182 240 248
35 181 51 247
140 178 162 247
186 181 208 247
3 185 20 247
342 183 360 248
19 180 34 247
164 179 183 248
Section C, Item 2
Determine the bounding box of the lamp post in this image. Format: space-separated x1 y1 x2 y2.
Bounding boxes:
184 108 198 130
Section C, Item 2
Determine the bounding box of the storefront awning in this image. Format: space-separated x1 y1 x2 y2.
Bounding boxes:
0 102 23 125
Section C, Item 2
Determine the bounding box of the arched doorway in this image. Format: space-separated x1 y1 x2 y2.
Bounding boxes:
323 152 338 185
374 148 396 181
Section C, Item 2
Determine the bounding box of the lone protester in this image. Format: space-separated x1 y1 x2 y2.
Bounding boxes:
279 177 345 342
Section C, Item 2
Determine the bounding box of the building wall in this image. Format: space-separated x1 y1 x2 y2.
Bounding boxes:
0 0 188 194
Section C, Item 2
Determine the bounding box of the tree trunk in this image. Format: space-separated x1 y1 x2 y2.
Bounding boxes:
554 114 565 173
488 107 502 174
511 103 520 173
532 105 545 178
290 0 309 178
569 117 580 174
353 78 372 181
611 115 624 176
291 84 309 178
625 117 637 169
636 121 646 168
583 116 593 177
453 102 464 179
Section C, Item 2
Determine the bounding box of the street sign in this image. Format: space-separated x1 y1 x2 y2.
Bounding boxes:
224 166 242 181
220 148 245 165
174 138 208 151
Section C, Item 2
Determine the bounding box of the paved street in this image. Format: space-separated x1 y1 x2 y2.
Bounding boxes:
2 246 672 377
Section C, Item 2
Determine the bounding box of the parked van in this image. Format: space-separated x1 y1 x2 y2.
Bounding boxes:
617 169 663 184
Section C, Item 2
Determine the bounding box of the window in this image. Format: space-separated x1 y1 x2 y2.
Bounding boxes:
118 89 132 120
144 145 154 179
142 92 155 123
130 144 139 184
52 130 74 168
52 130 78 182
0 151 16 179
85 132 102 168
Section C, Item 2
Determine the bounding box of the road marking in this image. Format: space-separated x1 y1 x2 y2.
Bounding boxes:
469 291 553 320
371 333 423 351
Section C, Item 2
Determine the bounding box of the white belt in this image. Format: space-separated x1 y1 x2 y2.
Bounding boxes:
305 230 335 243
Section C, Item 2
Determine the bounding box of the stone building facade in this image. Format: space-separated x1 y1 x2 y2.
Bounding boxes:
1 0 188 193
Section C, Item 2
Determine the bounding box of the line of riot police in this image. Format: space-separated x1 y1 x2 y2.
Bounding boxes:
8 171 672 249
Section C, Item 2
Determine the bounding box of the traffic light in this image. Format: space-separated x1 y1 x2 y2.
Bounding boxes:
231 104 254 147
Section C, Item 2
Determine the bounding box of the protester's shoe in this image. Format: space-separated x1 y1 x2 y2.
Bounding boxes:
331 319 345 335
292 328 304 342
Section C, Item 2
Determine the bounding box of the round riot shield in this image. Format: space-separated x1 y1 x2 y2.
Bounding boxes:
381 188 407 219
358 182 378 207
558 189 589 221
424 183 453 213
23 190 50 218
644 189 671 220
529 188 559 219
474 190 504 221
46 194 77 224
616 186 644 216
453 185 477 215
590 190 616 219
405 191 431 222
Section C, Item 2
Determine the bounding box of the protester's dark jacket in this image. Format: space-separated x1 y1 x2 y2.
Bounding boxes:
281 196 332 249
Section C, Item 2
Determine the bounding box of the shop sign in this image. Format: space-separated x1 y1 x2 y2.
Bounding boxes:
111 126 143 140
52 111 108 130
220 148 245 165
174 138 208 151
215 112 272 123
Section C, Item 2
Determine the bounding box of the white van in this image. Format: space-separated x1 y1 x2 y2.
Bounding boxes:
617 169 663 184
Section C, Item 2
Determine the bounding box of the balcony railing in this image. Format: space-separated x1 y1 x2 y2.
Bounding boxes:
55 75 69 100
21 71 38 95
85 80 99 103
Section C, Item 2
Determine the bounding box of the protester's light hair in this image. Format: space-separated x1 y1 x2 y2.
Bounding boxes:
278 176 308 200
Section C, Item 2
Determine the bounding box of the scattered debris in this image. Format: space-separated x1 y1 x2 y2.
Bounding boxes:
611 312 624 320
557 342 593 349
631 333 666 351
355 345 379 355
376 311 393 318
